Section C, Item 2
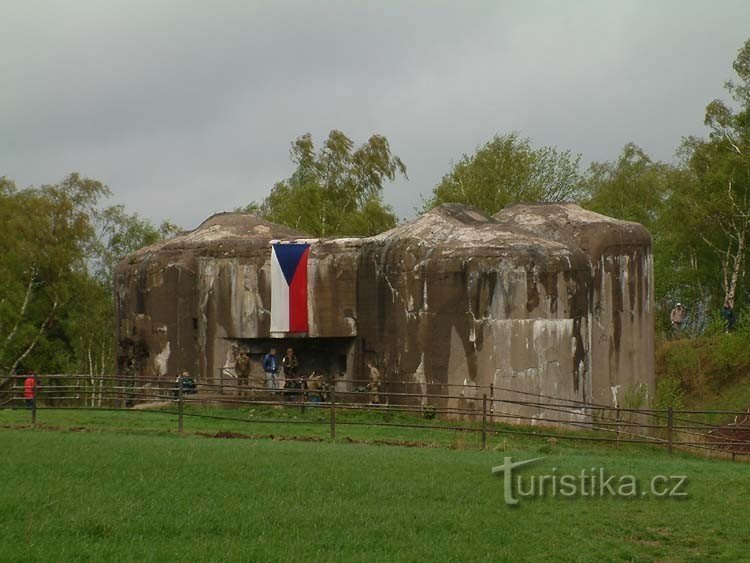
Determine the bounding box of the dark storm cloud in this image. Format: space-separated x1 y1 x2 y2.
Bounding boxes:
2 0 749 228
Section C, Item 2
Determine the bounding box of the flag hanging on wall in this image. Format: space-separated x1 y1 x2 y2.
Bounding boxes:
270 243 310 333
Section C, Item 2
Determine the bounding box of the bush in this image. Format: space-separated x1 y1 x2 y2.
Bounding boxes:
654 376 685 411
656 332 750 397
621 383 649 410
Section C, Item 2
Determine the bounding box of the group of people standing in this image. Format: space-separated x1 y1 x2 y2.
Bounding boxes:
261 347 296 390
235 348 383 405
670 301 736 337
260 347 325 401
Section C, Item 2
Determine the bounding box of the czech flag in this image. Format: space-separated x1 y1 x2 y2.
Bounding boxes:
270 243 310 333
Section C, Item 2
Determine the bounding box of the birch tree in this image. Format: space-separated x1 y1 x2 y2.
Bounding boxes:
245 130 406 237
676 38 750 309
0 174 108 383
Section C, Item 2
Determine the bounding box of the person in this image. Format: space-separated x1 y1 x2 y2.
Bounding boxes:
173 370 197 398
23 372 37 409
306 371 323 403
173 372 183 399
367 360 382 405
263 347 279 390
235 351 251 395
721 301 736 332
282 348 300 401
670 303 685 337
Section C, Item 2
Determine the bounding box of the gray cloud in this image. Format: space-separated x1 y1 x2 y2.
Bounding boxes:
2 0 749 228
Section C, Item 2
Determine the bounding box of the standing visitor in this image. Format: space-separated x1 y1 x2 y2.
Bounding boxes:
235 351 251 395
307 371 322 403
721 302 736 332
282 347 299 400
670 303 685 337
367 360 382 405
263 348 279 390
23 372 37 409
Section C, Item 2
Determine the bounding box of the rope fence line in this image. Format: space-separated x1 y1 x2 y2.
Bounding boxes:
2 374 749 460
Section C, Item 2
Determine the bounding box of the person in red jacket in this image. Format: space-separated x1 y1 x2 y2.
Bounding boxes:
23 373 37 409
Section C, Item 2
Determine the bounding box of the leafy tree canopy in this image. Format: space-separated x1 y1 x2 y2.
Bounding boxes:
243 130 407 237
0 174 179 379
423 132 582 215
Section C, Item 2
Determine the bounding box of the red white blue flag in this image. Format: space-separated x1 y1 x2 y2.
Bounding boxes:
270 243 310 333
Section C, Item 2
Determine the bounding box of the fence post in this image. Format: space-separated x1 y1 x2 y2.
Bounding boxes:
615 407 621 449
31 373 38 427
481 394 487 450
177 378 184 433
330 387 336 440
667 406 673 455
489 383 494 421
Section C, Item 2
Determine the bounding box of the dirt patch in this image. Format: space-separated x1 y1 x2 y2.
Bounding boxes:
197 431 325 443
197 431 445 449
130 401 172 410
371 438 439 448
707 425 750 453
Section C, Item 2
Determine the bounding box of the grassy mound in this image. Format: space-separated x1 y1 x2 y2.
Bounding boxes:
656 335 750 419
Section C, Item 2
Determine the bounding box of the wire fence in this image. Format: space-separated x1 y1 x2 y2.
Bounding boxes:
2 373 749 460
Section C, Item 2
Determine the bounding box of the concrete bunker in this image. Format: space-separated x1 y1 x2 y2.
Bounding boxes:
115 203 653 426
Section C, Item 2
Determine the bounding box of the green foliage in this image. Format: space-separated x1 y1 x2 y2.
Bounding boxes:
0 174 179 379
252 130 407 236
665 38 750 311
581 143 671 230
620 383 649 410
656 331 750 398
582 39 750 333
424 132 582 215
93 205 180 288
703 310 730 337
655 334 750 427
654 376 686 410
0 174 109 376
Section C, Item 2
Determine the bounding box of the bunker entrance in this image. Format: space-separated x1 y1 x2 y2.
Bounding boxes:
228 337 357 383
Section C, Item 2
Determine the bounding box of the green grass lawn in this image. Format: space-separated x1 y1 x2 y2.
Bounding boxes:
1 408 748 561
0 402 674 455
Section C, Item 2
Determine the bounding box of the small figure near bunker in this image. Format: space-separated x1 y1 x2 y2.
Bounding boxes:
367 360 382 405
721 302 736 333
234 351 251 395
282 347 300 400
670 303 685 337
23 372 37 409
263 348 279 390
306 371 325 403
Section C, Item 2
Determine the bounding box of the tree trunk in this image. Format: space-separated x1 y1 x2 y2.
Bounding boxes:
0 274 34 363
5 300 58 378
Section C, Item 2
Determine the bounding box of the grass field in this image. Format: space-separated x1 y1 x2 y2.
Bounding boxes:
0 402 641 451
1 407 749 561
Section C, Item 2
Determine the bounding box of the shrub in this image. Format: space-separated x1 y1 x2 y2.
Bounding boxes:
654 376 685 411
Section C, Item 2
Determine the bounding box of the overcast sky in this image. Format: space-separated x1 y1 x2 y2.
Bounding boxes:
2 0 749 229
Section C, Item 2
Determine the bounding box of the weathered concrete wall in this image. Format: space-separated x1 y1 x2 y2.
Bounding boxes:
357 205 595 424
494 203 654 411
115 203 654 427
